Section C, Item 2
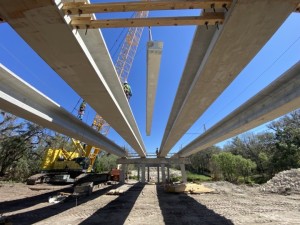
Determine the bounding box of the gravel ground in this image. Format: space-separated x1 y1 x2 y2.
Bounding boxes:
0 178 300 225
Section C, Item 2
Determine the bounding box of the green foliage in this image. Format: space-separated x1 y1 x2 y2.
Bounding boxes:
268 110 300 173
186 171 212 183
226 132 274 176
0 111 71 181
211 152 256 183
187 146 221 175
0 113 45 179
93 153 118 172
234 155 256 183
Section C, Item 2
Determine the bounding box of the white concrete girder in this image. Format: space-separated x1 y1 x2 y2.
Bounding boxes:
0 0 146 157
62 0 146 156
159 18 217 156
159 0 299 157
0 64 127 157
146 41 163 136
177 61 300 157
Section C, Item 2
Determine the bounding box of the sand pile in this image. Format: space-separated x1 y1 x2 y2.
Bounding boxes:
260 168 300 194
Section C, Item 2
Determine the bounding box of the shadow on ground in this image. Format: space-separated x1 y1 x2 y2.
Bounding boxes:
6 183 122 225
156 185 234 225
0 186 72 214
79 182 145 225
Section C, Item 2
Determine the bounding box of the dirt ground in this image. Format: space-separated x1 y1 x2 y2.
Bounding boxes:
1 180 300 225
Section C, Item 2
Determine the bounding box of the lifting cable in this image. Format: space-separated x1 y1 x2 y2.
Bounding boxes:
111 12 135 62
149 26 153 41
109 27 126 56
71 97 82 114
0 43 54 100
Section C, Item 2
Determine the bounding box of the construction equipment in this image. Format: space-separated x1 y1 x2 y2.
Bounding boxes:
26 139 107 185
110 168 122 182
90 8 149 135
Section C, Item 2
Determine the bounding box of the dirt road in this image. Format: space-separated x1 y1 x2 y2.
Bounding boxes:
0 181 299 225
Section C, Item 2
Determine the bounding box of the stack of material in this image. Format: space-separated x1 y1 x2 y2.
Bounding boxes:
164 183 214 194
260 169 300 194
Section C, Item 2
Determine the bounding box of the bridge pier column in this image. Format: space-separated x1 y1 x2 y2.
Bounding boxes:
180 164 187 183
147 166 150 182
167 165 170 182
137 165 140 181
157 166 160 183
141 164 146 183
161 164 166 183
119 164 125 183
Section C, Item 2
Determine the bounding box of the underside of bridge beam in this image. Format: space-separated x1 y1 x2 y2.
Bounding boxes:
0 0 146 157
146 41 163 136
159 0 300 157
0 64 127 157
176 61 300 157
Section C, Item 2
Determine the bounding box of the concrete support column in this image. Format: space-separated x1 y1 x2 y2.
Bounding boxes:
147 166 150 182
124 164 128 182
167 166 170 182
180 164 187 183
137 165 140 181
161 164 166 183
157 166 160 183
119 164 125 183
141 164 146 183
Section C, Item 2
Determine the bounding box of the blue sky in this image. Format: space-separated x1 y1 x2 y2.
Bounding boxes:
0 2 299 156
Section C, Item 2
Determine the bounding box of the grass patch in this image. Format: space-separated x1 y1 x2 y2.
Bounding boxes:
187 172 212 183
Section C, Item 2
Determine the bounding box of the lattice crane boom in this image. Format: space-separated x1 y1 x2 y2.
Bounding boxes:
116 10 149 83
91 9 149 135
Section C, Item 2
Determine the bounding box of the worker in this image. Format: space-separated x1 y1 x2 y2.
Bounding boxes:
78 100 86 120
123 81 132 100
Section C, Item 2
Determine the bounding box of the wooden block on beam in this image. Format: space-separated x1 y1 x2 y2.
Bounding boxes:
70 13 224 29
62 0 232 15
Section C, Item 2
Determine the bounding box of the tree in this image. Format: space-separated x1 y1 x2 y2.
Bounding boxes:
187 146 221 174
211 152 256 183
0 112 45 179
94 153 118 173
225 132 274 177
235 155 256 182
268 110 300 173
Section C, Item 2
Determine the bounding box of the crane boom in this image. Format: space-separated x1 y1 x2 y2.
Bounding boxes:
91 10 149 135
115 11 149 83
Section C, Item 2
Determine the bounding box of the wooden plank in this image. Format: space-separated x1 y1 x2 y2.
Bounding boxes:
63 0 232 15
70 13 224 28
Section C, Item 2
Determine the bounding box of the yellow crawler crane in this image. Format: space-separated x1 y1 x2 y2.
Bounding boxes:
26 139 106 185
